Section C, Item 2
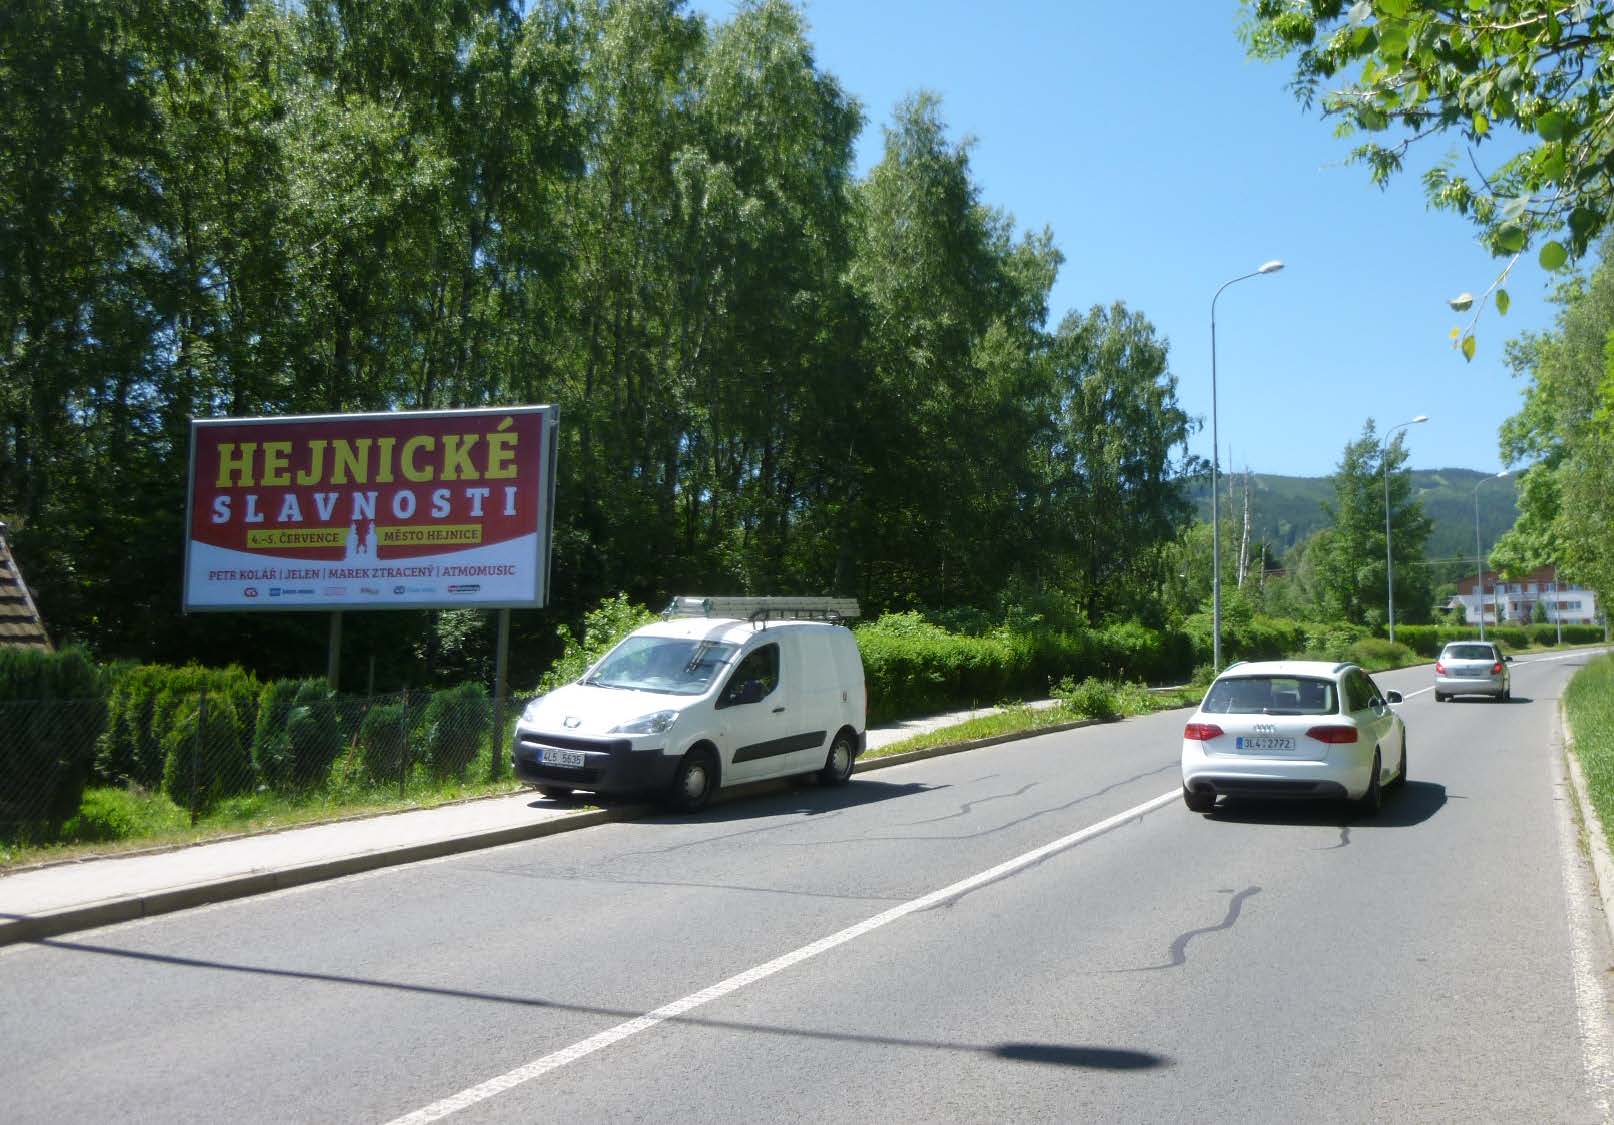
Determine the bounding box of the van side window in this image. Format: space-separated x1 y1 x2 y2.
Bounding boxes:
719 643 779 708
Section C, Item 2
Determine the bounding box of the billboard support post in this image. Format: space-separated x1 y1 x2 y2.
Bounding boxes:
327 611 343 691
491 608 510 780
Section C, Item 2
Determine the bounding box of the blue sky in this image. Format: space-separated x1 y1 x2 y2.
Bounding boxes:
693 0 1563 477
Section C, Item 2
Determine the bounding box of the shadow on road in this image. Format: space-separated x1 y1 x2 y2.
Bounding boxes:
531 777 942 823
1208 779 1447 829
27 934 1169 1070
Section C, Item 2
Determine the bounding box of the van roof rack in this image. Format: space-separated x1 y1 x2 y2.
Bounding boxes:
662 596 860 626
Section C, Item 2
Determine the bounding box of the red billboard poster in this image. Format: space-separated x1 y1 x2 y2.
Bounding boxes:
183 406 558 611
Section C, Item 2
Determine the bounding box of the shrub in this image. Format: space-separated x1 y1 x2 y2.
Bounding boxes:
251 679 303 788
537 594 659 693
0 646 107 840
284 680 342 787
160 689 254 815
1052 677 1152 722
422 682 489 779
359 702 411 783
1341 637 1417 671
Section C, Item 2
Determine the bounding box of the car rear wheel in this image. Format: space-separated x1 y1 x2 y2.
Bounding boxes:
1183 785 1215 814
1435 692 1447 703
1356 751 1383 816
1388 738 1407 789
818 732 855 786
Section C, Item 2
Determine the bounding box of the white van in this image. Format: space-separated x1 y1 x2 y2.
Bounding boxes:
511 597 866 811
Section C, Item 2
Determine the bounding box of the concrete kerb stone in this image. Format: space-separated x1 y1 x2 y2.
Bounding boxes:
0 806 634 947
0 712 1125 948
1560 697 1614 950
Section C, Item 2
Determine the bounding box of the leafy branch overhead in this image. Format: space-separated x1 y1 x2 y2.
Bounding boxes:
1242 0 1614 357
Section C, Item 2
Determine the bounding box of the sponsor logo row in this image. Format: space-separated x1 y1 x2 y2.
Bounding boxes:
242 584 485 599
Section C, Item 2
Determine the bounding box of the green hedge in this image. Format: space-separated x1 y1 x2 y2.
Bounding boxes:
100 663 261 798
854 613 1198 724
1389 622 1605 658
0 646 107 839
422 682 489 779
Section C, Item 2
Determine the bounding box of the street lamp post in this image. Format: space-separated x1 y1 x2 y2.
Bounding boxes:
1473 471 1509 640
1382 415 1428 645
1210 259 1284 672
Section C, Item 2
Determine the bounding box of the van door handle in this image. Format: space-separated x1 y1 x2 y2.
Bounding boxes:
772 706 786 713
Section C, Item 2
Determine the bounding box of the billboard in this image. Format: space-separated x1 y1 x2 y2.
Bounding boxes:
183 406 558 612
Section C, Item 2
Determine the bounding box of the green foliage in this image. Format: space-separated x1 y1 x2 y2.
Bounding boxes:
1052 677 1153 722
159 689 254 815
358 702 410 783
537 595 659 693
250 679 303 788
855 612 1196 723
0 646 107 840
1565 655 1614 856
58 786 187 844
1243 1 1614 306
421 682 489 779
1341 637 1416 672
285 680 343 788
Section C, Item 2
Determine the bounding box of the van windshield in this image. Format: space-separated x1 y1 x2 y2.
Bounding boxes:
583 637 738 696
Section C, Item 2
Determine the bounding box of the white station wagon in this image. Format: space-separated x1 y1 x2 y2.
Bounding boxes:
1181 660 1407 815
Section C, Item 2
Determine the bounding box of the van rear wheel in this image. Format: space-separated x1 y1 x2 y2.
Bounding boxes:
818 732 855 786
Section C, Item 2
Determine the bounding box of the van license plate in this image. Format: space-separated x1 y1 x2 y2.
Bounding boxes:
540 746 586 768
1236 736 1295 751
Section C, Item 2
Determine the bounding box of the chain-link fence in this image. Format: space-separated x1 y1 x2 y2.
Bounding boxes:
0 687 535 854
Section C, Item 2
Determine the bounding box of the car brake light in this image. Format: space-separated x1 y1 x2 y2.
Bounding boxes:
1435 661 1446 675
1306 725 1359 744
1184 722 1223 741
1491 662 1504 674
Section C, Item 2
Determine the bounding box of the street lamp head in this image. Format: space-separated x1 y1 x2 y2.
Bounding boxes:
1411 414 1429 424
1496 470 1510 479
1258 260 1284 274
1449 292 1475 311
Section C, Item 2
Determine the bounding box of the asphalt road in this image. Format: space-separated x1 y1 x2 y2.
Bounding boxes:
3 652 1612 1124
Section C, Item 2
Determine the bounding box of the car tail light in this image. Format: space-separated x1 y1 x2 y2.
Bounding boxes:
1184 722 1223 742
1491 662 1504 674
1435 661 1446 675
1306 725 1359 744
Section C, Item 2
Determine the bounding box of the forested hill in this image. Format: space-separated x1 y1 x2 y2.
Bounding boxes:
1189 468 1520 564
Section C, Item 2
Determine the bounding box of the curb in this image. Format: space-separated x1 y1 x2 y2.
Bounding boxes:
1560 697 1614 949
0 714 1108 947
0 806 638 947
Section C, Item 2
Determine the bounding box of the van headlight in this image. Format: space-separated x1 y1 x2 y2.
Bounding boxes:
520 696 545 723
611 709 678 735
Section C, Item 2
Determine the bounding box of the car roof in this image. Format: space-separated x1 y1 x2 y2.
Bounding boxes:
1215 659 1352 680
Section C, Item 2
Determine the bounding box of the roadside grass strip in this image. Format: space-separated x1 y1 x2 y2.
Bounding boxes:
1566 653 1614 857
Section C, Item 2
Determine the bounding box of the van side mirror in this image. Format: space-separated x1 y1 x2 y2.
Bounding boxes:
1385 690 1403 704
1504 655 1514 663
723 678 764 707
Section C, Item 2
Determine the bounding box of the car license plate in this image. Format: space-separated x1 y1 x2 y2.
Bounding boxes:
539 746 586 768
1236 736 1295 751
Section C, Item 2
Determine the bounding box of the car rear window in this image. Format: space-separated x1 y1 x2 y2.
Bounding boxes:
1443 644 1495 660
1201 675 1337 716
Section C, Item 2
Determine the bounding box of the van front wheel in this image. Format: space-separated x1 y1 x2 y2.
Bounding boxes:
666 748 717 812
818 733 856 787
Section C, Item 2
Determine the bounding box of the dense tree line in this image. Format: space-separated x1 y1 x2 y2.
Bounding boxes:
1 0 1198 686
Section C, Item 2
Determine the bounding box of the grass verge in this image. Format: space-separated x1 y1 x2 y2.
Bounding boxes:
1565 652 1614 856
866 682 1201 760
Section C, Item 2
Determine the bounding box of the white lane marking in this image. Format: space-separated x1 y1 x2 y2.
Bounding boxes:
383 788 1182 1124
